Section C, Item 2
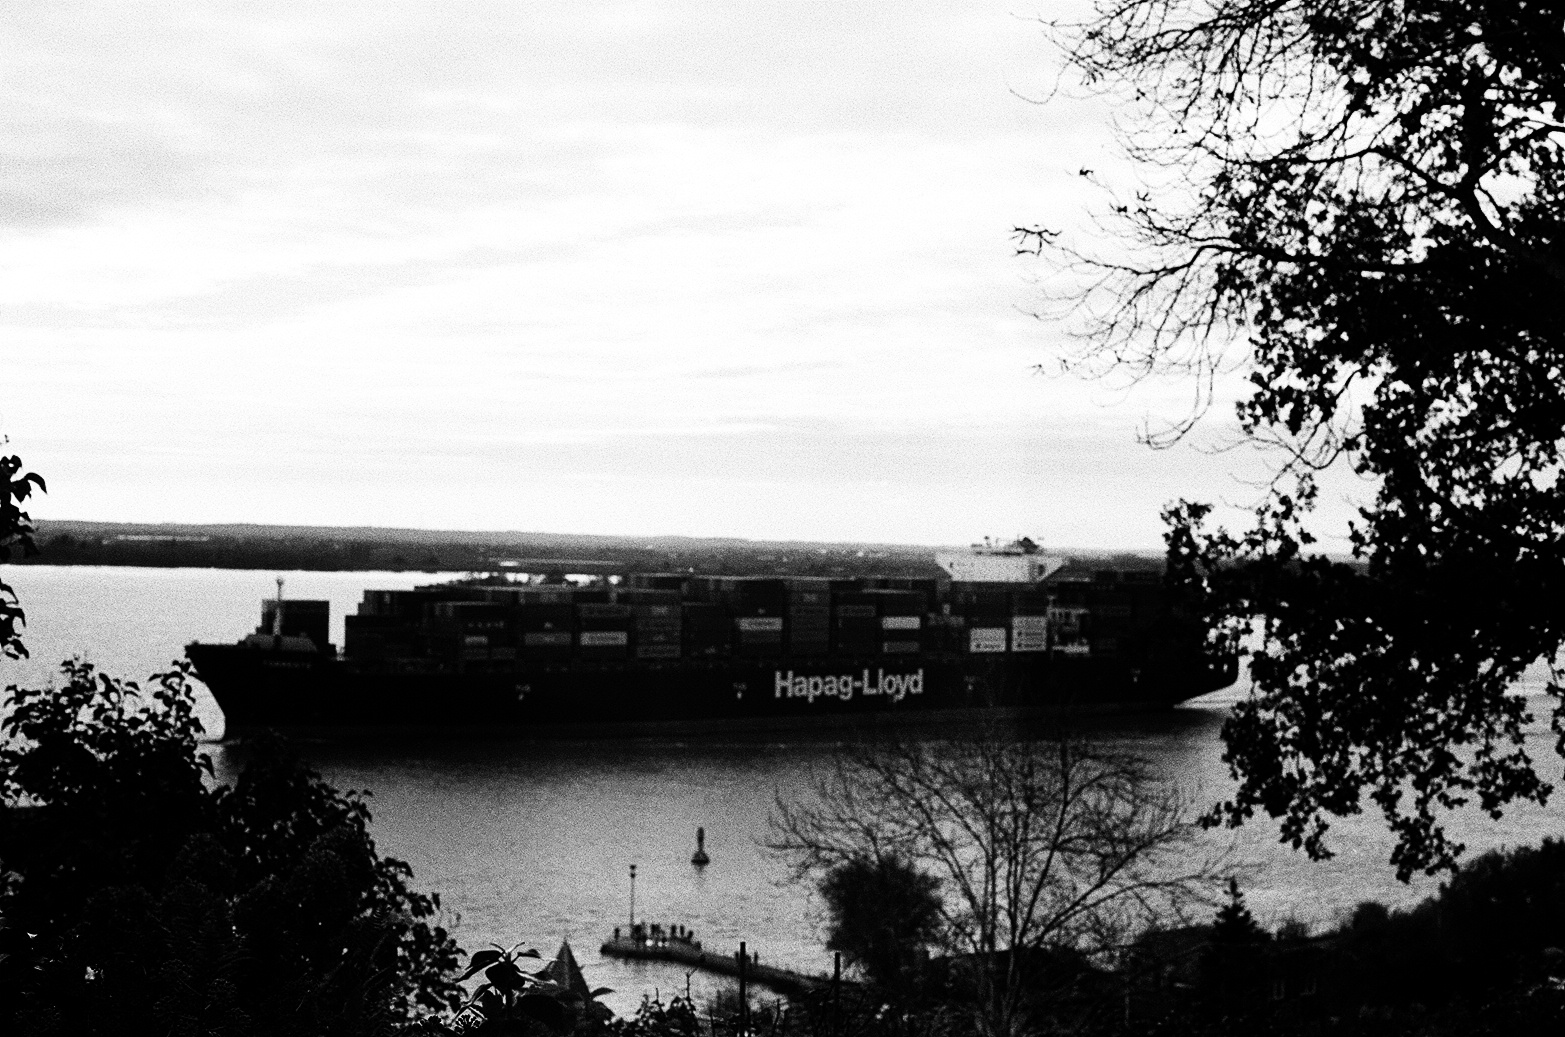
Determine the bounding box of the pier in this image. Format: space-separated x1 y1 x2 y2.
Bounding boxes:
600 923 830 997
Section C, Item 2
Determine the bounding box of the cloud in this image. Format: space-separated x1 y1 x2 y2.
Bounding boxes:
3 0 1307 547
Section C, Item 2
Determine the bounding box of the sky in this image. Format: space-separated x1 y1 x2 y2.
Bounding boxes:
1 1 1365 549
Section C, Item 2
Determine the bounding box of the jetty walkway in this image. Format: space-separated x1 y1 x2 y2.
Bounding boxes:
600 924 831 997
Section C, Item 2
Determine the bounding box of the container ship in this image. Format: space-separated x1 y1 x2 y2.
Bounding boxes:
185 545 1237 738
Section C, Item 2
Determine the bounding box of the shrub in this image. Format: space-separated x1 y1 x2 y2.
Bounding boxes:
0 660 462 1036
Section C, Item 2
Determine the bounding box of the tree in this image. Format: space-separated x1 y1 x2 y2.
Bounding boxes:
1 445 45 659
768 734 1221 1036
817 855 943 996
1209 879 1264 948
1024 0 1565 879
0 660 464 1035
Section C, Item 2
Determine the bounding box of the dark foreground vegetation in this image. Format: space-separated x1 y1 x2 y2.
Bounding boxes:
0 662 464 1035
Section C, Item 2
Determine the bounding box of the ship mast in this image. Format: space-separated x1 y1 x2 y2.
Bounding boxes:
272 577 285 637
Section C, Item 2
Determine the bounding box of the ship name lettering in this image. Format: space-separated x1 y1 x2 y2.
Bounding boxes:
773 669 923 703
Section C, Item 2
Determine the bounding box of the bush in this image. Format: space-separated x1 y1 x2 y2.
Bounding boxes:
0 660 463 1036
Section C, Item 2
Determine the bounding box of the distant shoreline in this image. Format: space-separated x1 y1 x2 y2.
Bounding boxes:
11 520 1162 578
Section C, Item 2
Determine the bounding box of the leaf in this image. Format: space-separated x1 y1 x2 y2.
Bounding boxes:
457 948 503 981
589 986 615 998
485 960 527 992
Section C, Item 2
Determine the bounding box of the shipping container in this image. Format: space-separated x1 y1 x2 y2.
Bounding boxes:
968 627 1008 653
358 589 445 618
1012 634 1048 653
624 573 688 592
786 579 833 606
1049 606 1091 655
517 603 574 631
871 590 927 616
881 615 921 631
788 635 831 656
736 616 783 633
728 578 788 605
344 614 422 658
516 588 575 605
579 630 628 648
577 602 631 620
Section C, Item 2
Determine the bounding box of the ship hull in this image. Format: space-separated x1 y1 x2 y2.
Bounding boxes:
186 643 1235 739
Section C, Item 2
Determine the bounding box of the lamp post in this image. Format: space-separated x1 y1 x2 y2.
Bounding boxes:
629 864 637 932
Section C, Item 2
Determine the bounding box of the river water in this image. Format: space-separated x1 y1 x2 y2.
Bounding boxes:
3 565 1562 1015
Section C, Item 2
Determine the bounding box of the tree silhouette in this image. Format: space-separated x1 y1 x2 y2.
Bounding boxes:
1031 0 1565 878
0 663 463 1035
817 855 943 996
1 444 45 660
770 734 1222 1035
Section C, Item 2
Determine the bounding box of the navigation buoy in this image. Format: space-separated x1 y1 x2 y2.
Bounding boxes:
691 826 710 867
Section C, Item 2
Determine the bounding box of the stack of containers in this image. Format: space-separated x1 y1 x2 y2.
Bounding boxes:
350 588 453 660
832 588 881 656
576 602 631 660
731 578 787 657
430 601 508 665
1011 588 1049 654
517 598 575 663
1047 578 1092 655
876 589 926 654
344 612 417 658
347 589 432 659
685 576 725 604
682 602 730 657
786 579 832 655
627 588 683 660
1087 571 1133 657
957 584 1011 654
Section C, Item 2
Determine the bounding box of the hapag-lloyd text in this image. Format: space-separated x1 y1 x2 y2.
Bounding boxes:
775 669 924 704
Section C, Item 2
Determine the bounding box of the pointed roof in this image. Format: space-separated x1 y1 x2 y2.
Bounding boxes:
545 939 592 999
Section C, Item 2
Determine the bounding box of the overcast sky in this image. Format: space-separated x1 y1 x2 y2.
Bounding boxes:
1 1 1359 549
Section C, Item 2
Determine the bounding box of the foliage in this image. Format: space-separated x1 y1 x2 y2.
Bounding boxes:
769 733 1220 1036
1361 836 1565 1000
445 939 615 1035
0 660 463 1036
605 987 970 1037
1028 0 1565 879
1 446 45 660
605 992 703 1037
817 856 943 995
1209 879 1265 947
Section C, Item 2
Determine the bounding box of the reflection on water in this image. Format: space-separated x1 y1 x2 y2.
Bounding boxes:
6 566 1564 1015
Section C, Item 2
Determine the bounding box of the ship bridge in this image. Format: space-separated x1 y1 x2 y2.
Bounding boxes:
935 542 1065 584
